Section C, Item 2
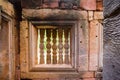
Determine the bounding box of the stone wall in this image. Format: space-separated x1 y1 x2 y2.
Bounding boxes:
20 0 103 80
0 0 104 80
0 0 19 80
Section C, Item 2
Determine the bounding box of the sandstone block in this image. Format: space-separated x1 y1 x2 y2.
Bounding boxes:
89 20 100 71
80 0 96 10
94 12 104 19
0 0 14 16
88 11 94 21
97 1 103 11
83 78 95 80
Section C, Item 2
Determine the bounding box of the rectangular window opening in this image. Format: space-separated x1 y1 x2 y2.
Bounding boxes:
37 26 72 66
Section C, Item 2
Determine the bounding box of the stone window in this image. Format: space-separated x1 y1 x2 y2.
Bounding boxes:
29 21 78 72
20 9 90 79
37 26 71 65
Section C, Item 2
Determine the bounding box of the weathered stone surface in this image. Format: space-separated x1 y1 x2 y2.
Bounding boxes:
83 78 95 80
78 20 89 71
15 70 20 80
88 11 94 21
0 18 9 80
21 0 80 9
65 78 80 80
80 0 96 10
22 9 88 20
42 1 59 9
97 1 103 11
103 0 120 79
103 0 120 17
20 20 29 73
103 0 120 80
21 0 43 8
89 20 100 71
98 22 103 68
94 12 104 19
0 0 14 16
21 71 95 79
59 0 80 9
49 78 60 80
0 1 17 80
97 0 103 1
103 13 120 80
79 72 95 78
